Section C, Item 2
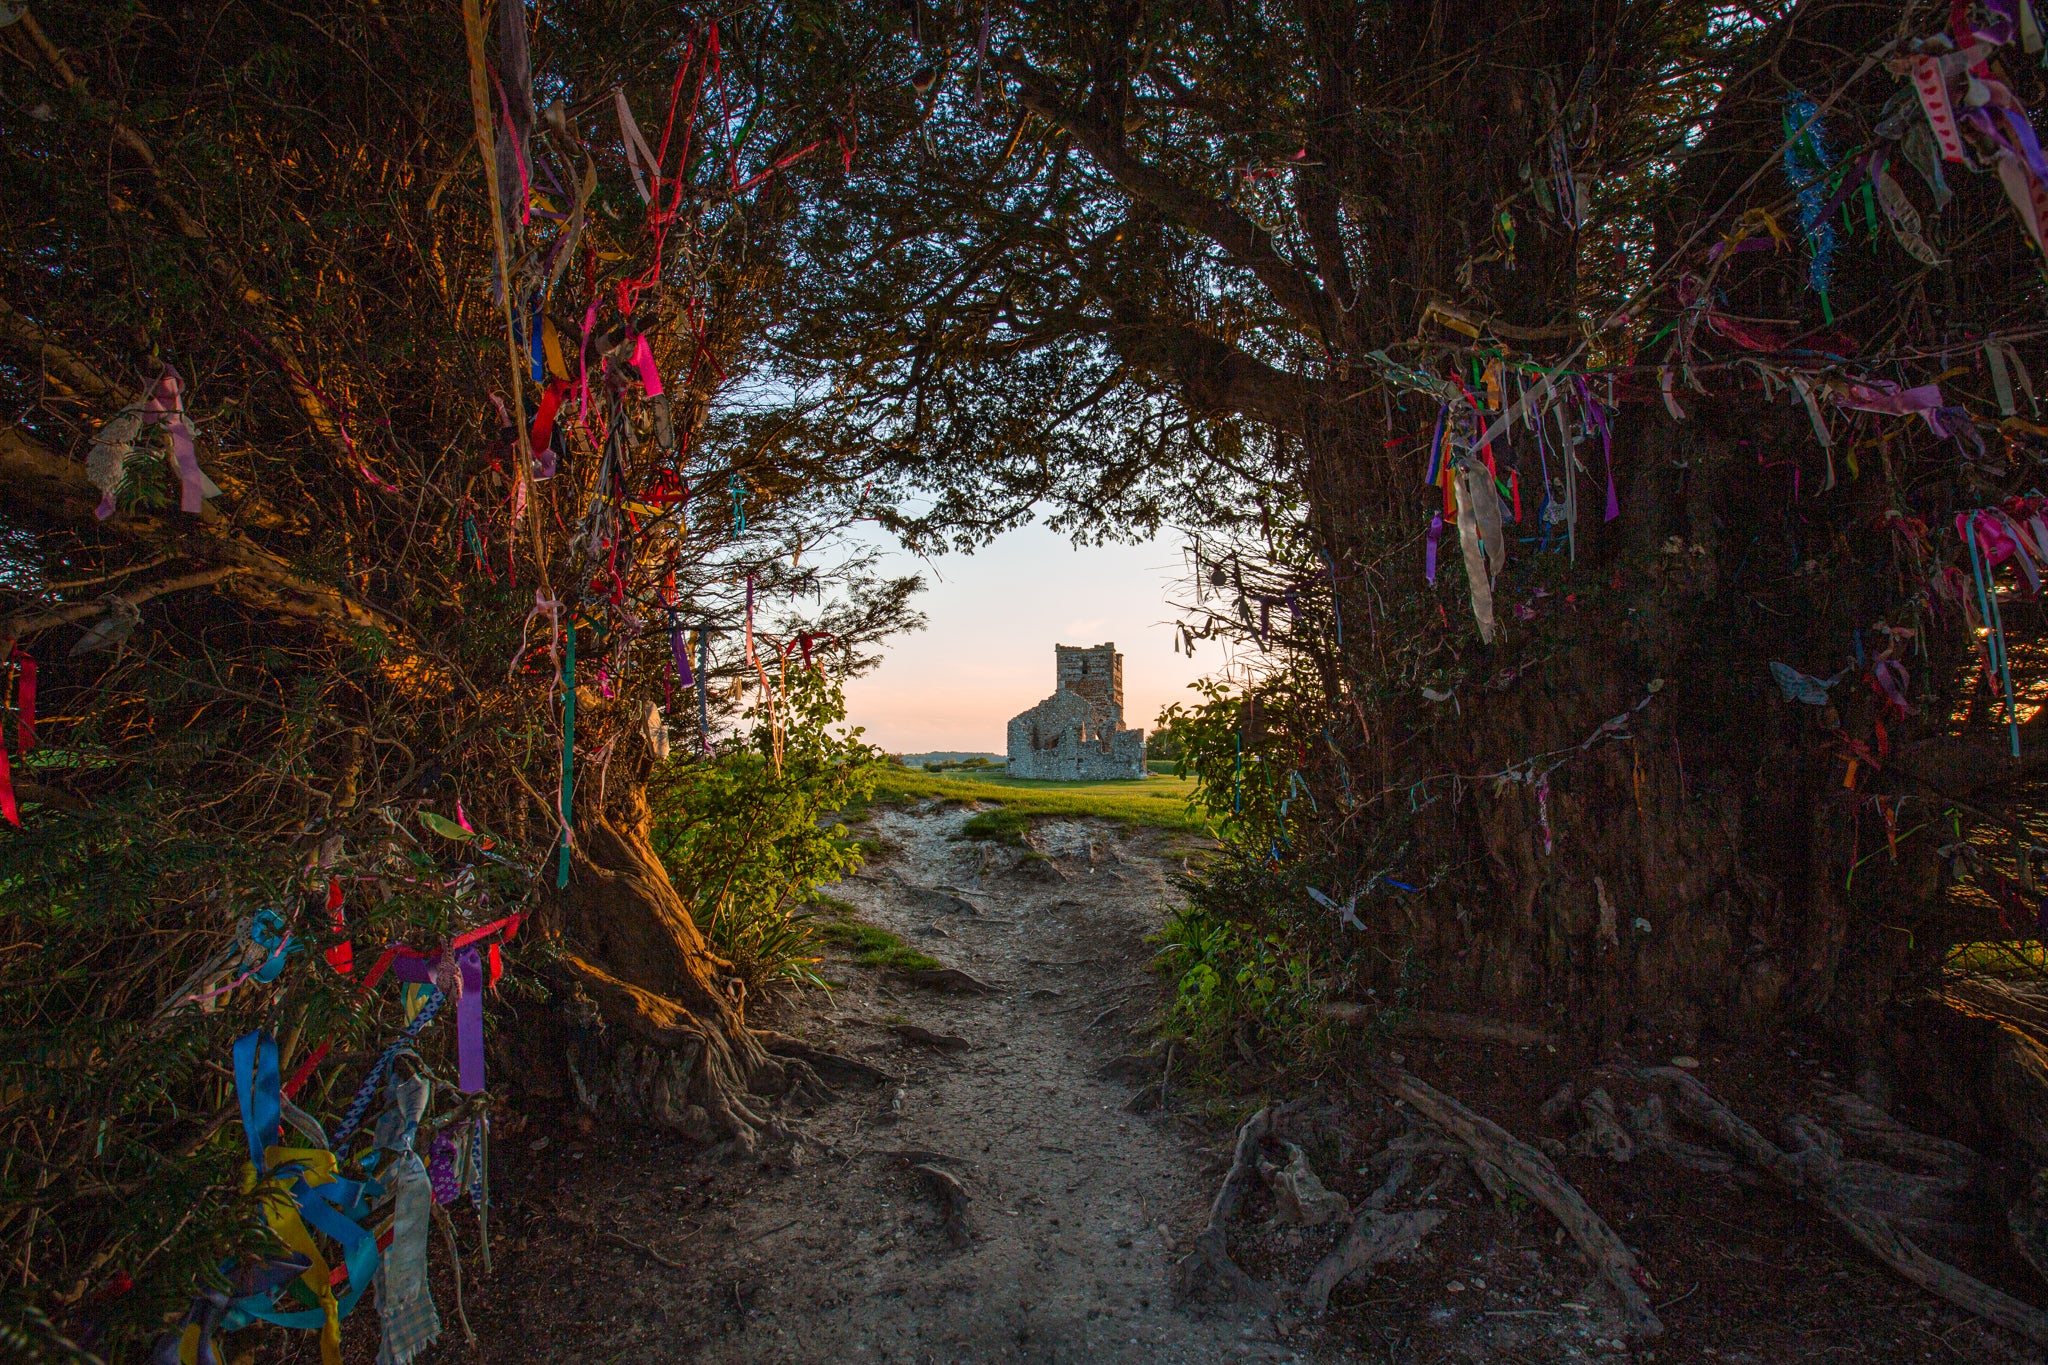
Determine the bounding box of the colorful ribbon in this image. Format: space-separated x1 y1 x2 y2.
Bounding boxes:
558 623 576 889
225 1032 379 1365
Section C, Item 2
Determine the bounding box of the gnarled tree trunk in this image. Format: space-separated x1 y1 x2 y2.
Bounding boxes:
506 737 795 1151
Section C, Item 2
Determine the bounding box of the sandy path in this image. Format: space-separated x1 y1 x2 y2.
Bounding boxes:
484 803 1294 1364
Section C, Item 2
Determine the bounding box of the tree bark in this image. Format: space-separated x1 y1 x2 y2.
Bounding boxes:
526 741 789 1150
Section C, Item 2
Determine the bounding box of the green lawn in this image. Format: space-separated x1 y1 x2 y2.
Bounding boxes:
866 764 1212 834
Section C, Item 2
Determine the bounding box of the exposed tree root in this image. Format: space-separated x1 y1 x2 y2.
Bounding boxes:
1817 1091 1985 1181
755 1029 899 1085
1626 1093 1750 1180
887 1023 973 1052
887 1149 968 1166
1570 1088 1636 1163
1942 975 2048 1042
1174 1106 1277 1308
915 1164 973 1247
1301 1210 1444 1319
543 1199 687 1271
898 966 1002 994
1367 1062 1663 1337
1644 1067 2048 1347
1318 1003 1555 1047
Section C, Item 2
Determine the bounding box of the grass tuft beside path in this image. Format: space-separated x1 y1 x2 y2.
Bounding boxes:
865 765 1211 834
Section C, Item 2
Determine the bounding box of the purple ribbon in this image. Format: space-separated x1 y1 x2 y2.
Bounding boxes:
671 628 694 687
1976 0 2019 47
458 949 484 1093
1873 659 1912 711
1425 511 1443 584
427 1129 462 1204
390 946 487 1094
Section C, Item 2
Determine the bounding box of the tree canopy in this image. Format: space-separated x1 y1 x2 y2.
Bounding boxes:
8 0 2048 1357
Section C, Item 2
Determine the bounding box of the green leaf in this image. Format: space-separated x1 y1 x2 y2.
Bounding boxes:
419 810 472 842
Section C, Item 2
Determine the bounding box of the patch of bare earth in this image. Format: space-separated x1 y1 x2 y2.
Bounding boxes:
474 804 1292 1363
464 804 2048 1365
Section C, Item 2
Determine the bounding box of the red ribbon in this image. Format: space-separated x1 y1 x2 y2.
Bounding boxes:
281 1041 330 1100
0 744 17 827
11 650 31 753
323 877 353 975
528 379 571 456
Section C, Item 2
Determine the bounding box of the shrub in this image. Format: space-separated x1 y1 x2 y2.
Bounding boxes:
651 668 881 990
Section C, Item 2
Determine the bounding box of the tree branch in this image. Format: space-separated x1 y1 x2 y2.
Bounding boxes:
0 295 123 401
1107 315 1312 431
994 51 1338 344
3 567 248 641
1 423 407 641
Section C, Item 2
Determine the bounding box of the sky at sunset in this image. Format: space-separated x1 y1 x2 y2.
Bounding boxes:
836 522 1222 754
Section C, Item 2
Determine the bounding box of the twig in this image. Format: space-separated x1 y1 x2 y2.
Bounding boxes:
546 1201 686 1271
740 1219 801 1244
1088 998 1128 1029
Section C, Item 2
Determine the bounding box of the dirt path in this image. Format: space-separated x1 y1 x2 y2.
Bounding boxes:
470 803 2048 1365
482 804 1290 1364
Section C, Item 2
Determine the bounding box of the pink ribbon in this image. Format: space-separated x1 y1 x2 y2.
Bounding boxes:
513 588 564 682
1957 510 2021 568
96 367 207 519
1873 659 1914 713
1911 54 1969 163
1833 380 1947 435
1706 313 1787 352
630 334 664 397
149 369 207 514
614 88 662 204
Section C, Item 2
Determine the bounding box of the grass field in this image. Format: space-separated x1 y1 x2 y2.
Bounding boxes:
864 764 1212 835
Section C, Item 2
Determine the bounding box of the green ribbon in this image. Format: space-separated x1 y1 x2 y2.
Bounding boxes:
558 624 576 889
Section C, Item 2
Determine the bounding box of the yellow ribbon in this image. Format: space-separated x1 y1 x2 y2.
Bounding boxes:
1419 300 1482 338
229 1148 348 1365
1719 207 1788 252
542 315 571 382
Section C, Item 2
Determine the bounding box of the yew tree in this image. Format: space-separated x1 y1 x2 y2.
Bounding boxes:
0 0 917 1340
772 0 2048 1075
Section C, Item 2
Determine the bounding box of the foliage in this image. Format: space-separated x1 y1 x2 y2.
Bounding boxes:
0 0 923 1348
0 776 533 1350
1153 855 1346 1077
650 666 882 990
768 0 2048 1055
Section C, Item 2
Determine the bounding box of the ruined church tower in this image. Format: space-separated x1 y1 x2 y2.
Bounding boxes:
1054 643 1124 733
1005 643 1146 780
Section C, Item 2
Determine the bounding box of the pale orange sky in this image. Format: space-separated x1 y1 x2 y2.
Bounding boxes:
839 523 1220 754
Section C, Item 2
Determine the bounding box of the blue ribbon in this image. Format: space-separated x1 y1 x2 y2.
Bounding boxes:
246 910 297 984
221 1032 381 1336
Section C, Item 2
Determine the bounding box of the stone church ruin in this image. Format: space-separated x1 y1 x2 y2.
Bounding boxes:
1005 643 1147 780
